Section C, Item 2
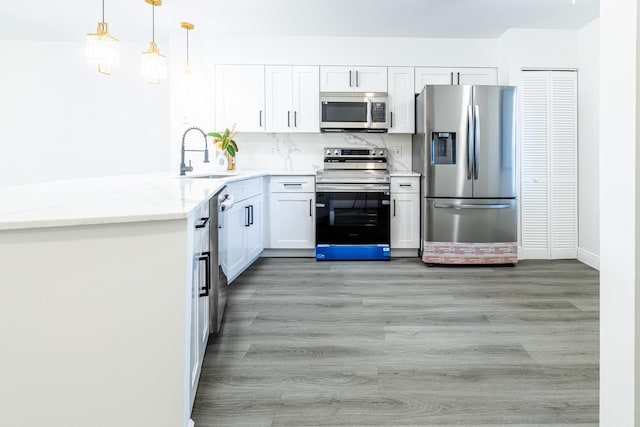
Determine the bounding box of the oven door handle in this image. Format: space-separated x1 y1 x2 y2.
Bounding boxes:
315 183 390 192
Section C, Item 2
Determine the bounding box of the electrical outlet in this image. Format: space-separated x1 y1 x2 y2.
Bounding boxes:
271 146 276 154
394 147 402 156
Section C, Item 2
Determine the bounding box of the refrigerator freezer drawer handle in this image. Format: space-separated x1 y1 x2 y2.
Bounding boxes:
474 105 480 180
434 203 511 210
467 105 473 180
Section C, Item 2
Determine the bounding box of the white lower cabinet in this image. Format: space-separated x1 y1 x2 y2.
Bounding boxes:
222 178 264 283
390 176 420 249
188 201 210 409
268 176 315 249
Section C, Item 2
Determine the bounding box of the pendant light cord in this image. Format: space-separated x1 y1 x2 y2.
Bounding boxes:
152 4 155 43
186 29 189 62
102 0 105 23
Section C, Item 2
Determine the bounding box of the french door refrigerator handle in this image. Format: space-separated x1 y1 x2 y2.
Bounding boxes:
467 105 473 180
474 105 480 180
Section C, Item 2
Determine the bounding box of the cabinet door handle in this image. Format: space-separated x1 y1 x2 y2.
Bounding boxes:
284 183 303 188
355 70 359 87
390 111 393 128
294 111 297 127
309 199 312 217
450 72 454 85
457 72 460 85
349 70 352 87
287 111 291 127
245 206 250 227
249 205 254 225
195 217 209 229
259 110 263 127
198 253 210 297
393 199 396 217
399 184 412 187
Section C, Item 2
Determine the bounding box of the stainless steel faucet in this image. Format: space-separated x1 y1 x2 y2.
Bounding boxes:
180 127 210 176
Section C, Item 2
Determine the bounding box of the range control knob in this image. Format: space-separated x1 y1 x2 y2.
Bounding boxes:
334 149 340 156
326 149 332 156
378 150 384 156
370 149 376 155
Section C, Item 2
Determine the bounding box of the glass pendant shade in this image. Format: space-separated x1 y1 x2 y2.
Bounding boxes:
141 41 166 84
86 22 119 75
142 0 165 84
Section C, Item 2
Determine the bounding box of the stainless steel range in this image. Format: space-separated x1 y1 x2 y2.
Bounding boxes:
315 147 391 260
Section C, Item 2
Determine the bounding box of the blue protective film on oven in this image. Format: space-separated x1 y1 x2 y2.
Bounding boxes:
316 244 391 261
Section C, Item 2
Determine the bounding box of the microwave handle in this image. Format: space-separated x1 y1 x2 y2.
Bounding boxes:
366 98 372 128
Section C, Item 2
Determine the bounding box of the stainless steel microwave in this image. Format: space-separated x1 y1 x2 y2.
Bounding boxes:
319 92 389 132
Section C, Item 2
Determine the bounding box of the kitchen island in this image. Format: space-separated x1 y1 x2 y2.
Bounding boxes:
0 173 258 427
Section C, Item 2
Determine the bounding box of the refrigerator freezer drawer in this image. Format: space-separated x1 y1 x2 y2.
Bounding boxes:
425 198 517 243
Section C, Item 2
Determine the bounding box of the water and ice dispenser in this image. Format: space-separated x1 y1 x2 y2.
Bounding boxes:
431 132 456 165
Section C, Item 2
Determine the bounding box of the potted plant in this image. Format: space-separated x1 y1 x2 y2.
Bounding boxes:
207 125 239 170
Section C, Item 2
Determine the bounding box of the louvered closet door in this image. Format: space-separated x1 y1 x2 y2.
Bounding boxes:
521 73 550 258
521 70 577 259
549 72 578 258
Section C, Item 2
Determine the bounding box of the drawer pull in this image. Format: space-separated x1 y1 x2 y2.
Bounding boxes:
195 217 209 229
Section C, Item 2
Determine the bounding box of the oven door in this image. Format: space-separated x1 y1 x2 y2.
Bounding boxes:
315 184 391 245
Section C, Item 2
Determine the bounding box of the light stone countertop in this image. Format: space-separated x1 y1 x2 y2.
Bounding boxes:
390 171 420 177
0 169 418 231
0 170 314 231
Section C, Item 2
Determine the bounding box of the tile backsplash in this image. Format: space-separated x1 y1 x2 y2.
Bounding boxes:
227 133 413 172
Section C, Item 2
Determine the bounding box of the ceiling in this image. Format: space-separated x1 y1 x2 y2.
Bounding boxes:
0 0 599 43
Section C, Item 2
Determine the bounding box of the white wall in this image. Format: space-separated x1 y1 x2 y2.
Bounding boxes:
578 20 600 269
498 29 579 85
599 1 639 425
0 41 170 188
497 29 581 260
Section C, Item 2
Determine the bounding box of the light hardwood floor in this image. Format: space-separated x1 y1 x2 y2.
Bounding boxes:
192 258 599 426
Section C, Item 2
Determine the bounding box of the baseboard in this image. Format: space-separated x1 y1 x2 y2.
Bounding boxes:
518 247 549 260
577 247 600 270
391 248 420 258
261 248 419 258
261 248 315 257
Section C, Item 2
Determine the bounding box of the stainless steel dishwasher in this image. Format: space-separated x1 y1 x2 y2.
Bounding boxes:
209 188 234 334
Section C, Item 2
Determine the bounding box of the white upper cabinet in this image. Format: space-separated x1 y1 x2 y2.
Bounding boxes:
215 65 265 132
387 67 415 134
266 66 319 133
414 67 498 92
320 66 387 92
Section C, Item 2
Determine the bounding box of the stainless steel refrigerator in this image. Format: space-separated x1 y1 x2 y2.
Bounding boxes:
412 85 518 264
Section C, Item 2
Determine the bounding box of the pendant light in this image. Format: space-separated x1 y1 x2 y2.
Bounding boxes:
141 0 166 84
86 0 120 75
181 22 194 75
